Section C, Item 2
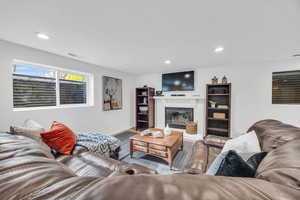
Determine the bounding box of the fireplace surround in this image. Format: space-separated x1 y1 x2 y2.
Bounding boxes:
165 107 194 129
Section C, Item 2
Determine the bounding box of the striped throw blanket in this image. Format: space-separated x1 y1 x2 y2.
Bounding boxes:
76 132 121 156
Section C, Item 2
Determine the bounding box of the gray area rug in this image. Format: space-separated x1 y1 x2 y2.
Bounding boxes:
115 130 194 174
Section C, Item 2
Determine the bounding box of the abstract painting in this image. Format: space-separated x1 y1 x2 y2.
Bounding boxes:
103 76 122 111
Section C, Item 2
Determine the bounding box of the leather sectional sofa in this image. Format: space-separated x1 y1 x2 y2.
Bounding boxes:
0 119 300 199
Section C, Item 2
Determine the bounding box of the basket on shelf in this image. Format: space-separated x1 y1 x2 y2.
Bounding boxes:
186 122 197 135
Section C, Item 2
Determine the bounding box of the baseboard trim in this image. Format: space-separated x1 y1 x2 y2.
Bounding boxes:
111 127 136 136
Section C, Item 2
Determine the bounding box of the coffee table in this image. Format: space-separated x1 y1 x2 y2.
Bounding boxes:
130 128 183 169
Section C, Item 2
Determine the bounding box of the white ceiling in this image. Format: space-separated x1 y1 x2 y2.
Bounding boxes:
0 0 300 74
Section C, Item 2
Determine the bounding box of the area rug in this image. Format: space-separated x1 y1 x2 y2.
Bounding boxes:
115 130 194 174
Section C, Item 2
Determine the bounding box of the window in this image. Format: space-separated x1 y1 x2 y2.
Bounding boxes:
272 70 300 104
13 60 93 110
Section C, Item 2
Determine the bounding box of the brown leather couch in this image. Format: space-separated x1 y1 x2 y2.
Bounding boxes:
185 119 300 175
0 119 300 199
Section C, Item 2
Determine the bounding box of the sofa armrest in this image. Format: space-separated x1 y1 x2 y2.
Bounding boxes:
184 140 208 174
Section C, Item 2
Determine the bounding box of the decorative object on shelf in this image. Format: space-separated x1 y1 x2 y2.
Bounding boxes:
103 76 122 111
212 76 218 85
143 85 148 88
139 106 148 113
143 97 147 104
213 113 226 119
141 91 147 96
218 105 228 109
186 122 197 135
222 76 228 84
164 124 172 136
155 90 163 96
209 100 217 108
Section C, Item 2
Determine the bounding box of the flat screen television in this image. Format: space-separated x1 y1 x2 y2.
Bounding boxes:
162 71 194 92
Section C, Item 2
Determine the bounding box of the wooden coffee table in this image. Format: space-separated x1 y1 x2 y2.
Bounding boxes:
130 128 183 169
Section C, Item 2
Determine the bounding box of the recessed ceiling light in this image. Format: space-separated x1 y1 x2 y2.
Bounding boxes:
36 32 50 40
164 60 171 64
214 46 224 53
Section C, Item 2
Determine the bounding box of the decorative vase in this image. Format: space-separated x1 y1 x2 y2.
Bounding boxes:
164 124 172 136
222 76 228 84
212 76 218 84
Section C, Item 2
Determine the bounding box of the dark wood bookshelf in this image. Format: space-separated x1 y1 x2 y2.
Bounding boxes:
205 83 231 137
208 93 229 96
136 87 155 130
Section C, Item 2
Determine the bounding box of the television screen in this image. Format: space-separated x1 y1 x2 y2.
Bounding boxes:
162 71 194 92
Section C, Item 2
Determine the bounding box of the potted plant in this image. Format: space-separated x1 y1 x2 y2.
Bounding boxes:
209 100 217 108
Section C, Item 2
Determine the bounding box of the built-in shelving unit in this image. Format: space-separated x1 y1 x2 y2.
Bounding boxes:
205 83 231 137
136 87 155 130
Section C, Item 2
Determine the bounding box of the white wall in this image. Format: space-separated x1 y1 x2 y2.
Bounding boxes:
0 40 135 135
136 60 300 137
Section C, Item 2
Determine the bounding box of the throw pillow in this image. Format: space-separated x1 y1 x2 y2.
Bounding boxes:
221 131 261 154
24 119 44 130
41 121 76 155
215 150 256 177
246 152 267 171
10 119 54 159
206 151 229 175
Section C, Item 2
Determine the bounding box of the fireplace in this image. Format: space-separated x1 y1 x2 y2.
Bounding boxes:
165 107 194 129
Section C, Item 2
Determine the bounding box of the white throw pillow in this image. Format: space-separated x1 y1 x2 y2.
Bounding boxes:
221 131 261 154
10 119 54 159
23 119 45 130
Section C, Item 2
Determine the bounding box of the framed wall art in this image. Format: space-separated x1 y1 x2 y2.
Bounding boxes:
103 76 122 111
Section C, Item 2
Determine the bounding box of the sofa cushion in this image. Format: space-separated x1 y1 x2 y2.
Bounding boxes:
57 151 115 177
256 138 300 190
41 121 76 155
57 147 156 177
247 119 300 152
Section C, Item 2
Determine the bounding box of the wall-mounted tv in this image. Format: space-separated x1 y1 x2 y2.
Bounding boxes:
162 71 194 92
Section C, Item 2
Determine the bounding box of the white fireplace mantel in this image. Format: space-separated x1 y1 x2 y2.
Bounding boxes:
153 96 204 100
153 95 205 141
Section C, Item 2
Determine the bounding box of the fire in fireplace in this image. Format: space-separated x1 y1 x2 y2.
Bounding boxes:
165 107 194 129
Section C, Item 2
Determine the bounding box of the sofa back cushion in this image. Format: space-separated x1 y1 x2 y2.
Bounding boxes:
256 138 300 190
247 119 300 152
41 121 77 155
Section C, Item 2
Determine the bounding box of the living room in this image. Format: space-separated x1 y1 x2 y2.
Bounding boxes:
0 1 300 200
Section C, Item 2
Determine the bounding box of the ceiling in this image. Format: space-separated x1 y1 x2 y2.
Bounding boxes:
0 0 300 74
